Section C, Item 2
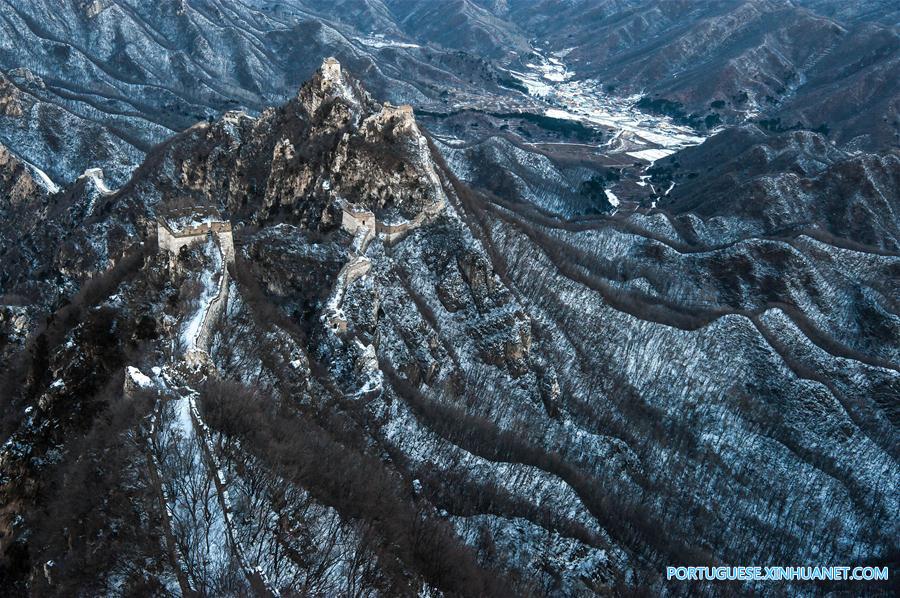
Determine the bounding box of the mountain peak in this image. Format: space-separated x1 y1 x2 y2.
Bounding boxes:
297 56 372 120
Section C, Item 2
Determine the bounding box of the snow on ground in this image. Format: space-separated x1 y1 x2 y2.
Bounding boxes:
213 442 373 592
524 54 572 83
169 214 219 232
126 366 154 388
173 393 194 440
79 168 114 194
156 363 283 594
71 167 117 216
452 514 611 593
626 148 677 163
355 34 420 49
378 393 608 539
180 237 223 350
604 189 620 207
505 48 706 160
22 159 60 194
154 371 235 589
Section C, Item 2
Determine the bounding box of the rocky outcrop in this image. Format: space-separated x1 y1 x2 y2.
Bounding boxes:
0 144 41 205
0 72 22 117
297 57 373 121
81 0 107 18
112 57 450 243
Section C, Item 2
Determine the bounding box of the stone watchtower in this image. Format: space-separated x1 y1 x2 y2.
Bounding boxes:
321 57 342 81
156 214 235 265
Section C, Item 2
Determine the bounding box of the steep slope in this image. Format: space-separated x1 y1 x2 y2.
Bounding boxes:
650 126 900 250
0 59 622 596
1 0 894 248
1 58 897 597
386 0 529 57
449 147 900 588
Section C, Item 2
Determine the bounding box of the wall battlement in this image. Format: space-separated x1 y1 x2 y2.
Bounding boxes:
338 197 445 246
338 199 375 236
157 217 235 264
380 102 413 118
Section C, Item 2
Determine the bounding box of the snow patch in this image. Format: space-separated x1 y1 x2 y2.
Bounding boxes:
180 237 223 351
604 189 620 207
355 34 420 49
79 167 115 195
126 366 154 388
22 159 60 194
626 148 677 163
507 48 706 158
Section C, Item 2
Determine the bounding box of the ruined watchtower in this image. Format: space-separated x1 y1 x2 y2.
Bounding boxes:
338 198 375 235
321 57 342 80
156 209 235 264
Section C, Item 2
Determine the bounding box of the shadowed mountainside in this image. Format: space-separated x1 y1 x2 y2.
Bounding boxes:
0 57 897 595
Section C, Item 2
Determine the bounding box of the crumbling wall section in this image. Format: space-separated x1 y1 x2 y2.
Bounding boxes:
157 220 235 265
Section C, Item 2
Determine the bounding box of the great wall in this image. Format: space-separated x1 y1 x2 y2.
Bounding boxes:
156 212 235 367
322 226 373 334
140 192 427 585
157 215 235 266
324 191 445 335
338 195 446 245
138 211 277 595
154 100 447 345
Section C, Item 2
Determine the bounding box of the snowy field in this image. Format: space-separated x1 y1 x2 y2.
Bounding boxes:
506 49 707 163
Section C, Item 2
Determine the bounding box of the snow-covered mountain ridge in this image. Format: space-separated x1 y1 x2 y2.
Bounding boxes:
0 2 898 596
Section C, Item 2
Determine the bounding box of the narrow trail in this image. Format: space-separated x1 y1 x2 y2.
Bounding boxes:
178 378 276 597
